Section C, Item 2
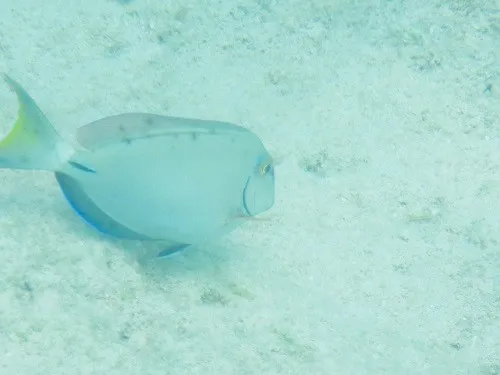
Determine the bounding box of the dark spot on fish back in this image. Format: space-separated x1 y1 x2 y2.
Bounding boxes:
118 124 126 133
145 117 154 126
191 132 198 141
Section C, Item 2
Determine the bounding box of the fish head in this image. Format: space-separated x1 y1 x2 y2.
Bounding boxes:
242 153 275 216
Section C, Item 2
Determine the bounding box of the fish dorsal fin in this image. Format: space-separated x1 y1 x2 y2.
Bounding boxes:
76 113 251 151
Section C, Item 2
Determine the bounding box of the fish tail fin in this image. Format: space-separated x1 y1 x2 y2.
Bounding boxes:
0 74 74 171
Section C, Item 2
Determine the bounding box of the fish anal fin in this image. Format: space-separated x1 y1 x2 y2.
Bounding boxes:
54 172 151 240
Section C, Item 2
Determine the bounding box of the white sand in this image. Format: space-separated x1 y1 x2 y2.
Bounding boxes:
0 0 498 374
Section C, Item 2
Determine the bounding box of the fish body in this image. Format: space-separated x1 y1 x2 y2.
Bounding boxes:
0 75 275 257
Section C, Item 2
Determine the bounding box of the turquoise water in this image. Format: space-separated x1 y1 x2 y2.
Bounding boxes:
0 1 498 374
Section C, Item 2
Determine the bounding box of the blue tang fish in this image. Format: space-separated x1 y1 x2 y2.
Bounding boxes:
0 75 275 257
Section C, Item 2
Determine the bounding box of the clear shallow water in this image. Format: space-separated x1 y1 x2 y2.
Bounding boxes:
0 1 498 374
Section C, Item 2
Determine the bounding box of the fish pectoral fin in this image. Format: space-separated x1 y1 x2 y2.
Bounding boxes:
156 244 191 259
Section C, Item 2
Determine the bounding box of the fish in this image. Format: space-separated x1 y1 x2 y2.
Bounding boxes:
0 74 275 258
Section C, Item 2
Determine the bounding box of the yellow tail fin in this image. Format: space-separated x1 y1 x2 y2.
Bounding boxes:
0 74 74 171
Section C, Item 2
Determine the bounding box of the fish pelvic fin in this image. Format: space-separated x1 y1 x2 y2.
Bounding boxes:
0 74 74 171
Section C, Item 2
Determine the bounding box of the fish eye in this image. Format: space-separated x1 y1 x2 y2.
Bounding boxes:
260 163 272 176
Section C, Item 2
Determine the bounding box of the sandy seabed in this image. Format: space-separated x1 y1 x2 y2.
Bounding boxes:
0 0 498 374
